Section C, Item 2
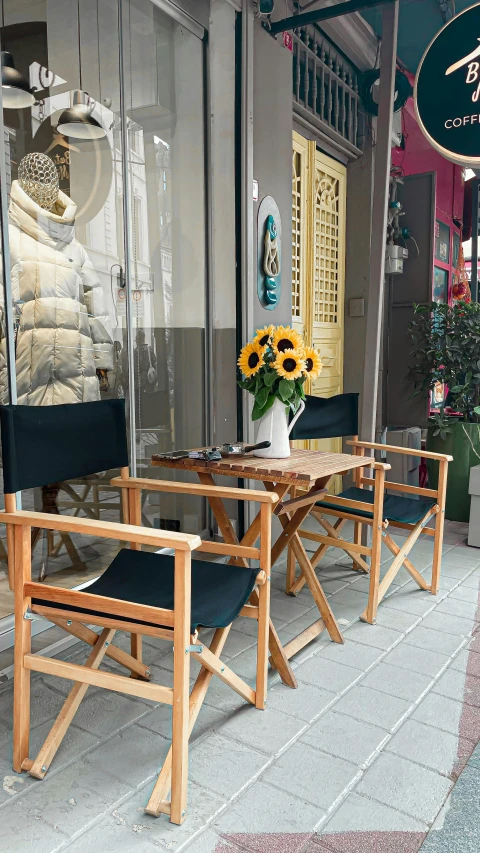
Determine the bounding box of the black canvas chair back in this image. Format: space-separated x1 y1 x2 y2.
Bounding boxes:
0 399 129 494
289 393 359 442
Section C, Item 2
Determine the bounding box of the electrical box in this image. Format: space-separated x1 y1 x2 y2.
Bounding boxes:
385 244 408 275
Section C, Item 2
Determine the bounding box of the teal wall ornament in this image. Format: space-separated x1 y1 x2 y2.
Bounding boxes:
257 196 282 310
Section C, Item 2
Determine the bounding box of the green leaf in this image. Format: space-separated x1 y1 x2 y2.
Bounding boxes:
278 379 295 402
263 368 276 387
255 385 269 410
251 394 275 421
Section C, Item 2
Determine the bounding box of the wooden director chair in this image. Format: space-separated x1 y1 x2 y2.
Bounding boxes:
0 400 274 824
290 394 452 624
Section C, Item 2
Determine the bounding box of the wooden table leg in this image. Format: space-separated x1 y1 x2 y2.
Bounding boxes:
197 473 297 689
264 482 344 649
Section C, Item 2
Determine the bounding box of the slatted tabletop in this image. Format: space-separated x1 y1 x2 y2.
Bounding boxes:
151 448 366 486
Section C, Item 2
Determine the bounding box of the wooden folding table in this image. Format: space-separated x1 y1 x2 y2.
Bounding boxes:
152 448 367 689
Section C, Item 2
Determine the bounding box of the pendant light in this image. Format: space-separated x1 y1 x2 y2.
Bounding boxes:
1 51 35 108
57 0 105 140
0 0 35 109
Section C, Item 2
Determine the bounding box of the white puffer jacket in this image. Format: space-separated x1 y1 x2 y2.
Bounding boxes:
0 181 113 405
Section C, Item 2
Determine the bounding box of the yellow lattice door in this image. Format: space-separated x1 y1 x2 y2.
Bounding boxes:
291 136 346 488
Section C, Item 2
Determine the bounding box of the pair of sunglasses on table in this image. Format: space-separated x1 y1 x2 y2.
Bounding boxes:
157 441 271 462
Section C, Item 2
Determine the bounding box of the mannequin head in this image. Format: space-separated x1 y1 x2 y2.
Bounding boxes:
18 153 59 210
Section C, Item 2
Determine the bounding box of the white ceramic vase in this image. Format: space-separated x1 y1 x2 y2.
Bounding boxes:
254 398 305 458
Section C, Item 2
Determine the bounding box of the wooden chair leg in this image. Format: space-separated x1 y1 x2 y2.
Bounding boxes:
13 526 32 773
432 460 448 595
352 521 363 571
286 488 297 593
170 550 191 825
145 627 232 816
256 503 271 710
364 467 386 625
130 634 143 679
27 628 115 779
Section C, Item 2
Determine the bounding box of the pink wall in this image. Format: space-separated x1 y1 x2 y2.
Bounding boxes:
391 96 464 227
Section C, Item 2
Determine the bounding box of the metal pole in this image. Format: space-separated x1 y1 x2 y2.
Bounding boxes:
360 0 399 444
267 0 394 35
118 0 137 475
471 178 479 302
0 78 17 405
241 0 255 447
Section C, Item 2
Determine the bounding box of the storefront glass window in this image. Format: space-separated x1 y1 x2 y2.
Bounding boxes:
0 0 208 629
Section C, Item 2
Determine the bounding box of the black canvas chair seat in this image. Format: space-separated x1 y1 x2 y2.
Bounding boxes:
319 487 436 526
33 549 260 632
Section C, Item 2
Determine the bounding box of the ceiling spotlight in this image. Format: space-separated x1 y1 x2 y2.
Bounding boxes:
57 90 105 140
1 51 35 109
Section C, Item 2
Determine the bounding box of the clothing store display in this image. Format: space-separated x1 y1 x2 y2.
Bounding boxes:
0 178 113 405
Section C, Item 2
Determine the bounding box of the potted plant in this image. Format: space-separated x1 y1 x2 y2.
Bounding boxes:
237 325 322 458
408 300 480 521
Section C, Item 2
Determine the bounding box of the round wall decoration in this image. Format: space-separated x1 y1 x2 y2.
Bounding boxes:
415 2 480 166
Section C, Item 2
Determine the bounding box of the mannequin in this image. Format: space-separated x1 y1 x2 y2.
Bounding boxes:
0 152 113 405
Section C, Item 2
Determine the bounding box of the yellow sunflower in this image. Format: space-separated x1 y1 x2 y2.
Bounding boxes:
254 324 275 348
272 325 305 355
303 346 323 381
273 347 305 380
238 340 265 377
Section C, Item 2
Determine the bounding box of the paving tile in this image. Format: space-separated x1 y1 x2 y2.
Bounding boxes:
449 584 480 604
382 590 438 616
421 610 477 638
0 678 64 739
0 806 66 853
189 733 268 799
85 723 169 787
362 662 433 703
300 710 388 767
222 629 256 661
266 680 337 723
382 643 450 678
0 755 39 806
202 676 253 714
342 621 403 650
386 719 462 776
419 765 480 852
319 791 428 835
436 597 480 621
138 698 228 743
404 626 465 657
414 692 480 742
183 830 239 853
319 639 383 671
15 759 132 838
451 648 480 678
225 833 314 853
374 609 422 633
72 691 151 737
214 780 323 836
332 685 411 732
294 656 362 693
433 668 480 707
60 817 161 853
458 570 480 590
357 752 452 823
105 780 226 851
262 741 359 810
217 703 305 755
270 596 312 625
29 719 98 770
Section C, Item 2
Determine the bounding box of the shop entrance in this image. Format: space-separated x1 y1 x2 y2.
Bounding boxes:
292 131 346 489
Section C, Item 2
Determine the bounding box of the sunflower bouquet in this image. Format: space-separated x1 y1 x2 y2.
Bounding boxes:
237 325 323 421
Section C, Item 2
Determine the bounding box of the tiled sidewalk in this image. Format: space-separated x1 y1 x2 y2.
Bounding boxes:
0 519 479 853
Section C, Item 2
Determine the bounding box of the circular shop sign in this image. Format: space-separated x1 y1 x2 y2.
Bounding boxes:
415 2 480 166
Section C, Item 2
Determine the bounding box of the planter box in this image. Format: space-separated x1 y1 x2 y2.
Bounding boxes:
427 421 480 523
469 465 480 547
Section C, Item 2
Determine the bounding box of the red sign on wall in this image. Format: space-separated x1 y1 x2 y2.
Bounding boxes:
283 31 293 52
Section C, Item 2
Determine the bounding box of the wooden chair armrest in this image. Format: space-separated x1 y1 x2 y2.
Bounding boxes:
111 475 278 505
0 510 201 552
373 462 391 471
347 440 453 463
